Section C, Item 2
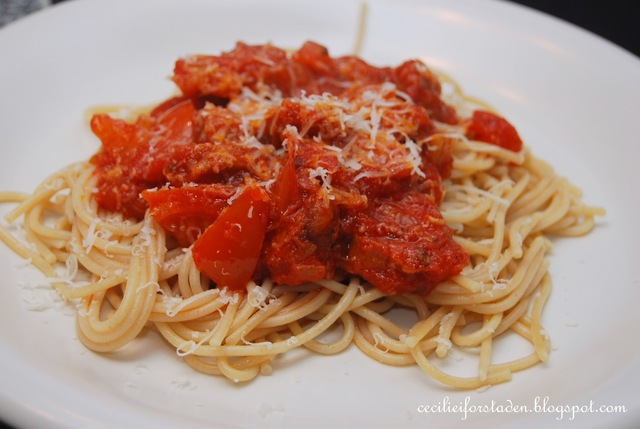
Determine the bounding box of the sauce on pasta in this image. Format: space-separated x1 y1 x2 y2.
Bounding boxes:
0 41 604 387
90 41 522 296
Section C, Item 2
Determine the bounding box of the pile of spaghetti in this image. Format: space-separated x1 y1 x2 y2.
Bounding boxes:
0 41 604 388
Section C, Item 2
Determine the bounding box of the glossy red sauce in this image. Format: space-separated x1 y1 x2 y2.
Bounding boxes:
89 41 522 295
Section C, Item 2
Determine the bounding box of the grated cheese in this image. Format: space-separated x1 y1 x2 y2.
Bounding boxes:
82 218 101 254
247 282 275 310
434 337 452 352
308 166 333 196
218 287 240 305
449 185 511 206
241 338 273 350
403 137 426 178
46 254 89 289
226 187 243 205
135 281 159 294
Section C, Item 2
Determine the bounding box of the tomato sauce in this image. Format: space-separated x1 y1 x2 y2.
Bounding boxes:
89 41 523 295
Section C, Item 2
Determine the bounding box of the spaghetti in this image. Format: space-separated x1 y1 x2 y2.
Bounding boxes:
0 41 604 388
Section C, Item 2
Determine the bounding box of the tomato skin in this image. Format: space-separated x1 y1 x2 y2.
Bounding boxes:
150 96 195 140
191 185 270 291
142 184 237 246
465 110 523 152
270 140 300 216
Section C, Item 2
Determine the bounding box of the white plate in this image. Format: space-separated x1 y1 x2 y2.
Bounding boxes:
1 0 639 428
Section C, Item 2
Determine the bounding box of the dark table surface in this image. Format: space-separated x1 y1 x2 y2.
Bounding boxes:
0 1 637 428
509 0 638 57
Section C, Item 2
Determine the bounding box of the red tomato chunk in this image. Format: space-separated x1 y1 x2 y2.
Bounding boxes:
192 186 270 290
464 110 523 152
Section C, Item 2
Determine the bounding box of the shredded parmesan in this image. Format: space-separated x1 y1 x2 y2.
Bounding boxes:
404 137 426 178
241 338 274 350
247 282 274 310
226 187 243 205
308 166 333 196
46 254 89 289
82 218 101 254
218 287 240 305
449 185 511 206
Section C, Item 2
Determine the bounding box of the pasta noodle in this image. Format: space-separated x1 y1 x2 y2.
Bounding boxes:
0 42 604 389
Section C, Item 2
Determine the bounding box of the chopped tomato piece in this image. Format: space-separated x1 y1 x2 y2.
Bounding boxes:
142 184 237 246
292 41 335 76
465 110 523 152
393 60 457 124
269 141 300 216
150 96 195 141
192 185 270 291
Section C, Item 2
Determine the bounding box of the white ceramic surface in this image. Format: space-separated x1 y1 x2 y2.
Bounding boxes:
0 1 638 428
